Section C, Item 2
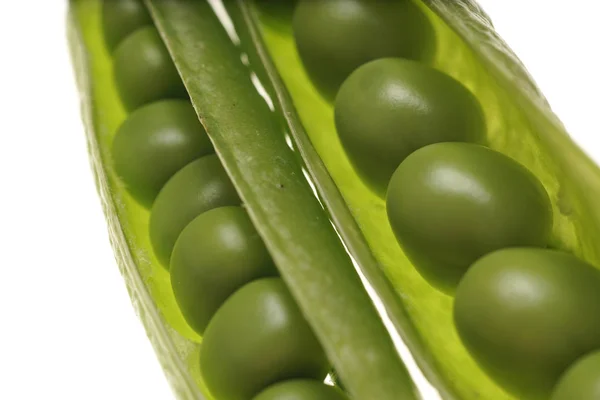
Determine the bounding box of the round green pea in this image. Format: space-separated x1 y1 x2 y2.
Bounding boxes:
253 380 348 400
335 58 485 196
201 278 330 400
293 0 434 100
170 206 277 335
386 143 552 292
551 351 600 400
113 26 187 111
102 0 152 53
149 155 241 268
111 100 214 207
454 248 600 399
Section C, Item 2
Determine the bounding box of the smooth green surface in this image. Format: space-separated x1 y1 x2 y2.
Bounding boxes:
335 58 486 196
112 99 214 207
102 0 152 53
171 206 278 335
69 1 207 398
253 380 349 400
113 26 187 111
201 278 330 400
387 143 552 292
148 1 418 399
255 0 600 398
551 351 600 400
454 248 600 399
150 156 241 268
292 0 434 101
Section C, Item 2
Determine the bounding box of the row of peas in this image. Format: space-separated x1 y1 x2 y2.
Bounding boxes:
102 1 348 399
293 1 600 399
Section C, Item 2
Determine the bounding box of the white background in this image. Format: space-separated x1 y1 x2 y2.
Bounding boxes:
0 1 598 399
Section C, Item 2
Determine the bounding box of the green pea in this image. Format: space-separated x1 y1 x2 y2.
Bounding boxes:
293 0 434 101
111 100 214 207
170 206 277 335
113 26 187 111
201 278 330 400
102 0 152 53
454 248 600 399
149 155 240 268
253 380 348 400
335 58 485 196
386 143 552 292
551 351 600 400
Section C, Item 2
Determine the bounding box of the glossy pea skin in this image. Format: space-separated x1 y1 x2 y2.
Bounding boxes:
113 26 187 111
170 206 277 335
201 278 330 400
149 155 240 268
102 0 152 53
293 0 434 101
454 248 600 399
335 58 486 196
551 351 600 400
112 100 214 207
387 143 552 292
253 380 348 400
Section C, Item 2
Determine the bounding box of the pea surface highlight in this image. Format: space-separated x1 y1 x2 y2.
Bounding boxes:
112 100 214 207
454 248 600 399
551 351 600 400
149 155 240 268
336 59 485 196
293 0 434 100
201 278 330 400
387 143 552 292
102 0 152 53
113 26 187 111
170 206 277 334
253 380 348 400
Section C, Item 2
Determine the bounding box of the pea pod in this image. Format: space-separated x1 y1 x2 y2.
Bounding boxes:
68 0 600 399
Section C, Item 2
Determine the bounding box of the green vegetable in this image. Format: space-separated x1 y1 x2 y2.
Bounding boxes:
335 58 486 196
551 351 600 400
454 248 600 399
149 155 241 268
386 143 552 292
253 380 349 400
293 0 434 100
201 278 330 400
102 0 152 53
170 206 278 335
113 26 187 111
111 99 214 207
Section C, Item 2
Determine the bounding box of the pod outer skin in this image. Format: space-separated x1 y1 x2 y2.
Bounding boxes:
149 155 241 268
551 351 600 400
113 26 188 111
386 142 552 292
454 248 600 399
253 380 349 400
335 58 486 197
201 278 330 400
293 0 434 101
111 100 214 208
102 0 152 53
170 206 278 335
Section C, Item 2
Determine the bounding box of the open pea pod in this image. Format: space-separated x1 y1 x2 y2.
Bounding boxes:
68 0 600 399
